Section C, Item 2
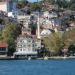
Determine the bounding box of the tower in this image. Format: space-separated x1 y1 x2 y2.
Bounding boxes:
37 0 41 39
37 12 41 39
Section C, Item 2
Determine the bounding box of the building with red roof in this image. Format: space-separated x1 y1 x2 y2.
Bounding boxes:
0 42 8 55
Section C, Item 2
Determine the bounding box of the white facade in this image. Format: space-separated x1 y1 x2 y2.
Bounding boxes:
0 1 17 18
44 11 50 18
43 11 58 18
41 29 52 36
40 18 53 29
17 15 30 29
8 12 14 18
39 11 59 30
49 12 58 18
0 2 8 12
14 36 38 56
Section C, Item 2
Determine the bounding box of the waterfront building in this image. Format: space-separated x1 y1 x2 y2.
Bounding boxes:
0 42 8 56
14 35 38 58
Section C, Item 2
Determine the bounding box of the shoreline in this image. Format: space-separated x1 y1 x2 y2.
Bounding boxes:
0 56 75 60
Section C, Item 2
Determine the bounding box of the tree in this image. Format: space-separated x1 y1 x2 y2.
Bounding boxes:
69 0 75 4
2 23 21 56
69 4 75 10
17 0 29 9
43 32 64 55
41 0 56 11
30 2 41 11
56 0 68 8
0 19 4 24
68 0 75 10
0 31 3 41
63 28 75 54
42 0 56 4
68 44 75 56
42 29 75 56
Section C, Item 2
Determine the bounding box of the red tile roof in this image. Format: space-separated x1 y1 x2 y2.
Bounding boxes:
0 42 8 48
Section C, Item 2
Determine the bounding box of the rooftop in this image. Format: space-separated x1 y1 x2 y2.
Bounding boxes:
0 42 8 48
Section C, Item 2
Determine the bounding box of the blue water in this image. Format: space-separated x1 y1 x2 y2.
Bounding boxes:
0 60 75 75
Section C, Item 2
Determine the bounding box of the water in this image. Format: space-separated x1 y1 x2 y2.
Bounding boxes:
0 59 75 75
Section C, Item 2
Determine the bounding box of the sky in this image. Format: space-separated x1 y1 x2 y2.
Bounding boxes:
28 0 70 2
27 0 41 3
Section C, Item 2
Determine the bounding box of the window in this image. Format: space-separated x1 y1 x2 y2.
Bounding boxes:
28 45 31 47
0 48 6 51
23 49 26 51
20 40 22 43
22 41 24 43
20 49 22 51
28 40 31 42
18 45 19 47
23 45 26 47
18 45 22 47
35 44 37 47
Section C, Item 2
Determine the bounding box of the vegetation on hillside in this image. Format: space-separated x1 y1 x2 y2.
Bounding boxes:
42 29 75 56
16 0 75 11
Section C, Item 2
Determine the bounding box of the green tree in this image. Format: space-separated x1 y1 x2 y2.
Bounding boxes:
42 0 55 4
43 32 64 55
68 0 75 10
69 4 75 10
68 44 75 56
42 28 75 56
63 28 75 49
17 0 29 9
30 2 41 11
0 19 4 24
69 0 75 4
56 0 68 8
2 23 21 56
0 31 3 41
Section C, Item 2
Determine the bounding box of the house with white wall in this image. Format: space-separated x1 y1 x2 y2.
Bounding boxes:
14 35 38 58
0 1 8 12
0 0 17 17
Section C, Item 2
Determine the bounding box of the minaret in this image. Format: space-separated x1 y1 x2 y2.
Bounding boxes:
37 12 41 39
37 0 41 39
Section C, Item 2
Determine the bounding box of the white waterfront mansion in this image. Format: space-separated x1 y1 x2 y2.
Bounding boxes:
14 35 38 58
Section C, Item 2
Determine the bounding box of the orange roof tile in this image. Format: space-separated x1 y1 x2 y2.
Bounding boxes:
0 42 8 48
